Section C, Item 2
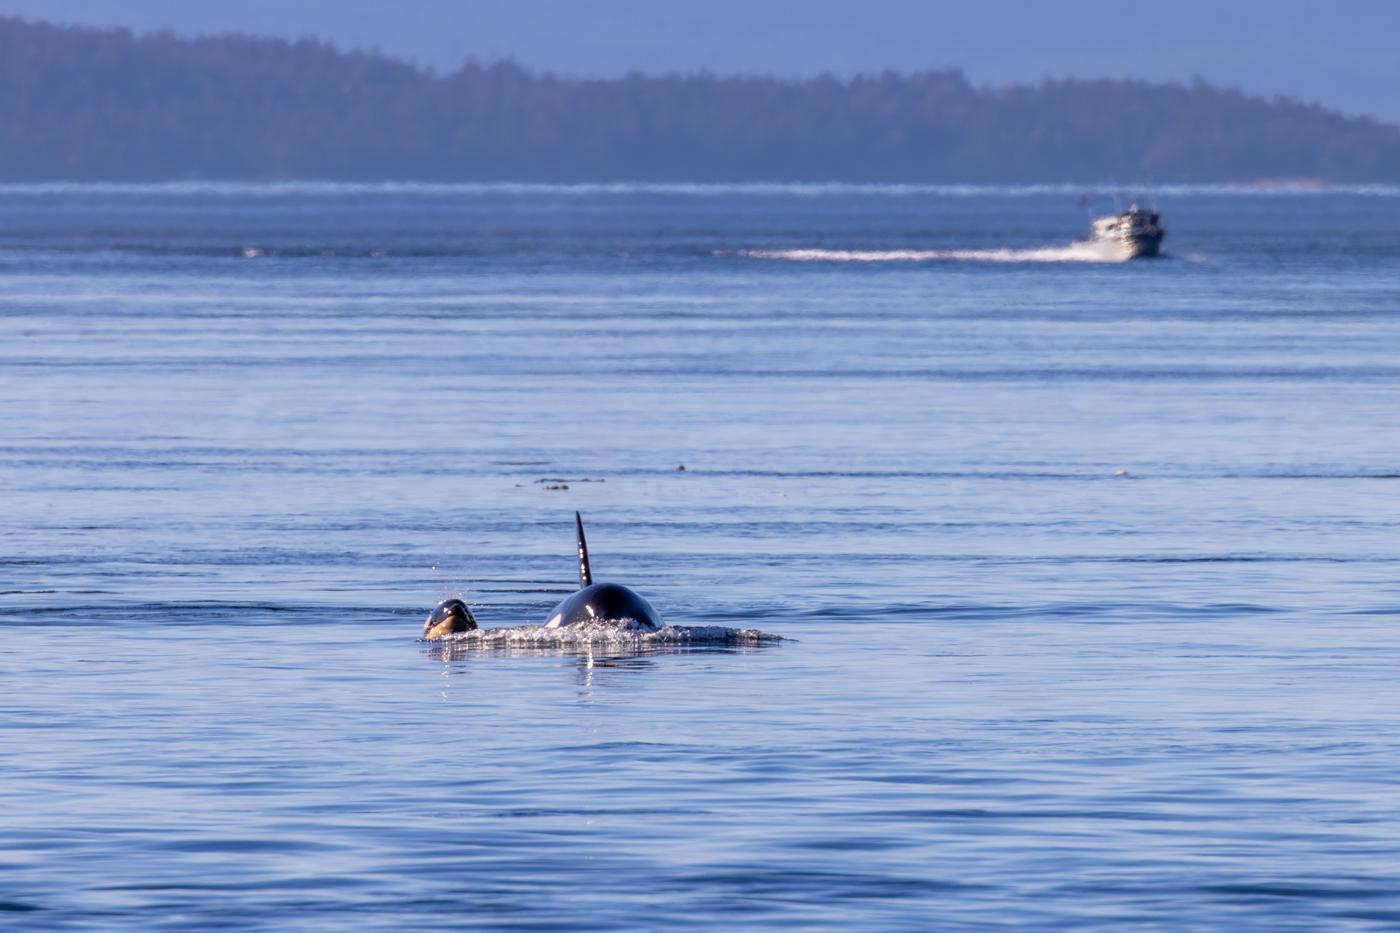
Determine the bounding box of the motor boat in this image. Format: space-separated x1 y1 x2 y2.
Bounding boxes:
1086 202 1164 258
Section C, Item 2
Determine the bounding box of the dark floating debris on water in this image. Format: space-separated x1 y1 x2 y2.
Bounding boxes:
677 465 685 470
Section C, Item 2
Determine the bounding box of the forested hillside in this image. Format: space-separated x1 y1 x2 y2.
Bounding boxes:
1 17 1397 183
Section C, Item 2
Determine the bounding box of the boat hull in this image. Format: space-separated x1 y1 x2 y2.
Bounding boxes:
1124 229 1164 258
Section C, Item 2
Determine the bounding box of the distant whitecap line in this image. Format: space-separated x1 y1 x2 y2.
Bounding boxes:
0 181 1395 197
738 242 1132 263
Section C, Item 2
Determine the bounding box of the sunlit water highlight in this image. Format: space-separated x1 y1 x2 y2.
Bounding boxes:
3 186 1400 931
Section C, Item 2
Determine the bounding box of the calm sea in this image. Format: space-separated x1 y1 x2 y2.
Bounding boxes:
3 183 1400 931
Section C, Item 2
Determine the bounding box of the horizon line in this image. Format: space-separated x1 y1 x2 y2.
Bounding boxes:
1 181 1397 198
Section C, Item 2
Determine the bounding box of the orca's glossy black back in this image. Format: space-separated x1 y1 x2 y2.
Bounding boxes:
544 582 662 629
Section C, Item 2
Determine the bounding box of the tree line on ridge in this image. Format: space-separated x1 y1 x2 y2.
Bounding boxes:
1 17 1397 183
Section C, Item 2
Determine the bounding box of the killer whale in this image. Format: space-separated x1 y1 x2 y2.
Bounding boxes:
423 598 477 638
543 512 662 629
421 513 660 637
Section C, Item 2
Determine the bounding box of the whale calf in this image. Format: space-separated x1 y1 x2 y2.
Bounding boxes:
423 598 478 638
543 512 662 629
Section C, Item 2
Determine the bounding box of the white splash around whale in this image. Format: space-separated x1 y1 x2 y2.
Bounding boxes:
422 619 782 651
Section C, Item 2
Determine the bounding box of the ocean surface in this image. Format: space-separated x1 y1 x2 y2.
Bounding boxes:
4 182 1400 931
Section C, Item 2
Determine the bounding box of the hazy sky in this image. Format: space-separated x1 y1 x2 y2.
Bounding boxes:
2 0 1397 122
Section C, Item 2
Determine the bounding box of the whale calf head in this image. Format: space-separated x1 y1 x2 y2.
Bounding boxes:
423 599 478 638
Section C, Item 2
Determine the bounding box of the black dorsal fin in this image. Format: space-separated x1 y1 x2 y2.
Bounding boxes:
575 511 592 588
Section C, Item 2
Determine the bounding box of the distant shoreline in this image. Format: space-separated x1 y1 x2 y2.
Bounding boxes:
2 16 1398 184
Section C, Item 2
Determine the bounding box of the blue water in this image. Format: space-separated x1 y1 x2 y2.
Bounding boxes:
4 184 1400 931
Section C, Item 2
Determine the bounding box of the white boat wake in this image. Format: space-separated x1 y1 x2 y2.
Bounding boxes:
738 241 1131 264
